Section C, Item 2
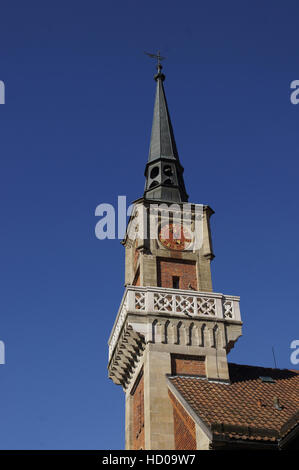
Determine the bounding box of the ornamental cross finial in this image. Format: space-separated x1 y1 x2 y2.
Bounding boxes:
144 50 166 71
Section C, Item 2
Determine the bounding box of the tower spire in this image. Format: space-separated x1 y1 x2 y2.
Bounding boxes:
143 54 188 203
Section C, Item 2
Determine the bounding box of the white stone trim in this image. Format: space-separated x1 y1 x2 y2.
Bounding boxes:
108 286 241 361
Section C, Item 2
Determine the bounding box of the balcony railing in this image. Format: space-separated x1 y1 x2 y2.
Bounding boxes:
108 285 241 361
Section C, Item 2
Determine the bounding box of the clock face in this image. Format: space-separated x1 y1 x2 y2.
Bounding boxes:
158 223 192 251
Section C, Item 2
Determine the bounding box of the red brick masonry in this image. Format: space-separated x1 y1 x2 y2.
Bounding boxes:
171 354 206 376
157 258 197 290
131 371 145 450
168 390 197 450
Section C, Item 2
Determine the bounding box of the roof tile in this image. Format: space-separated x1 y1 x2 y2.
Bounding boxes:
168 363 299 442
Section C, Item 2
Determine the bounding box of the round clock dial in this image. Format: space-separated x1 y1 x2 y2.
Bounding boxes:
158 223 192 251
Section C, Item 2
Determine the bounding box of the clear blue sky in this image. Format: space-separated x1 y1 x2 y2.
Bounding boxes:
0 0 298 450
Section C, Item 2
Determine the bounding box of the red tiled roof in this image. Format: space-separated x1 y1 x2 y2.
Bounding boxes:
168 363 299 443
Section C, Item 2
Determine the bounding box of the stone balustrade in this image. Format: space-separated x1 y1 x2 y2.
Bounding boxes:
108 286 241 361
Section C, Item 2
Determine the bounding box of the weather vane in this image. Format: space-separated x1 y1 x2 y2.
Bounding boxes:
144 50 166 70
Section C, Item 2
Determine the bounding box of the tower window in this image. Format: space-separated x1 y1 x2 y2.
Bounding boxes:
163 165 173 176
150 166 159 178
149 180 159 189
172 276 180 289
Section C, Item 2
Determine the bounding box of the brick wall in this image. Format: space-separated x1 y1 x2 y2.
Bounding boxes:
133 268 140 286
157 258 197 290
171 354 206 376
131 371 145 450
168 390 196 450
134 247 139 271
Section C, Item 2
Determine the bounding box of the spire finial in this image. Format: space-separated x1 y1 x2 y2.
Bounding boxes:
144 50 166 81
143 51 188 203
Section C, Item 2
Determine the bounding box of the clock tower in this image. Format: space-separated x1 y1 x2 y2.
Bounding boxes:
108 63 243 450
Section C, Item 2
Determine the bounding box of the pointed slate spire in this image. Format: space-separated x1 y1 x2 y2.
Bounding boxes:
148 69 179 163
144 64 188 203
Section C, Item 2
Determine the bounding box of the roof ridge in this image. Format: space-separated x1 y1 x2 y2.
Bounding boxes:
228 362 295 373
167 373 230 385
